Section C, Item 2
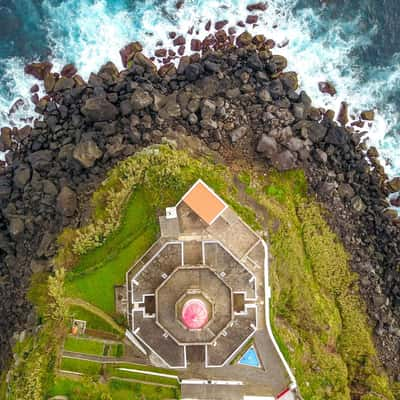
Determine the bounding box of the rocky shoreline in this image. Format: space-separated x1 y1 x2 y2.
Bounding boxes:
0 21 399 381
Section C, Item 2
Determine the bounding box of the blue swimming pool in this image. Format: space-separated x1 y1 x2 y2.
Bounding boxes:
238 345 260 368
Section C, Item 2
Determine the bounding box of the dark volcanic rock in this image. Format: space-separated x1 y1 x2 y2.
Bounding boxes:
24 62 52 80
72 139 103 168
57 186 77 217
13 164 31 189
270 150 296 171
81 97 118 122
28 150 53 171
131 88 153 111
256 134 278 157
61 64 77 78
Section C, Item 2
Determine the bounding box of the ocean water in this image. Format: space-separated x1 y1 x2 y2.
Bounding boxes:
0 0 399 177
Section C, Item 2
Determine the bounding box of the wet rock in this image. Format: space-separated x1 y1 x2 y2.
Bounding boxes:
236 32 253 47
318 81 336 96
119 41 143 67
61 64 77 78
191 39 202 52
132 53 157 74
73 139 103 168
81 97 118 122
337 101 349 126
0 127 12 151
53 77 75 92
56 186 77 217
24 62 53 80
383 209 398 220
361 110 375 120
271 55 287 72
173 35 186 46
30 84 39 93
13 164 31 189
229 126 248 143
390 196 400 207
215 20 228 30
270 150 296 171
387 177 400 192
247 2 268 11
155 48 167 58
159 63 177 77
281 72 298 90
246 15 259 24
256 134 278 157
44 73 56 93
205 20 211 31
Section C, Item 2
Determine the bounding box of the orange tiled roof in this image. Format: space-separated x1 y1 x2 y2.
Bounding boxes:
182 181 226 225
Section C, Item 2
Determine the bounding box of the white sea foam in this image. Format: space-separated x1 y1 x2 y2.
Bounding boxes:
0 0 398 177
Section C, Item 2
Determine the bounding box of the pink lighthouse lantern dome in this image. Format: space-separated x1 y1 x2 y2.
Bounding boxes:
181 299 209 329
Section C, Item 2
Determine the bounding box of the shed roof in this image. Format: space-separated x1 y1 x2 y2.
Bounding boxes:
181 180 227 225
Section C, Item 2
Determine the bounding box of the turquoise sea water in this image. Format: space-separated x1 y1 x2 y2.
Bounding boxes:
0 0 399 176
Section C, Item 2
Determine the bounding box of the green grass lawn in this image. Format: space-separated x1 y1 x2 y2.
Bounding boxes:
108 343 124 357
64 336 105 356
60 357 102 376
65 189 159 314
108 368 179 387
68 305 120 334
109 379 179 400
48 376 180 400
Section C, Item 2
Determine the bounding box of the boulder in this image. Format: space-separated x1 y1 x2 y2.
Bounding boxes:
155 48 167 57
270 55 287 71
44 73 56 93
281 72 298 90
131 88 153 111
306 122 327 143
387 177 400 192
0 127 12 151
9 218 24 239
215 20 228 30
246 15 258 24
13 164 31 189
318 81 336 96
361 110 375 121
73 139 103 168
247 2 268 11
132 53 157 74
158 94 181 119
24 62 52 80
173 35 186 46
28 150 53 171
229 126 248 143
119 41 143 67
256 134 278 157
61 63 77 78
338 183 355 200
57 186 77 217
351 195 366 213
337 101 349 126
236 32 253 47
191 39 202 51
81 97 118 122
53 77 75 92
185 63 201 81
325 126 347 146
270 150 296 171
201 99 216 119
